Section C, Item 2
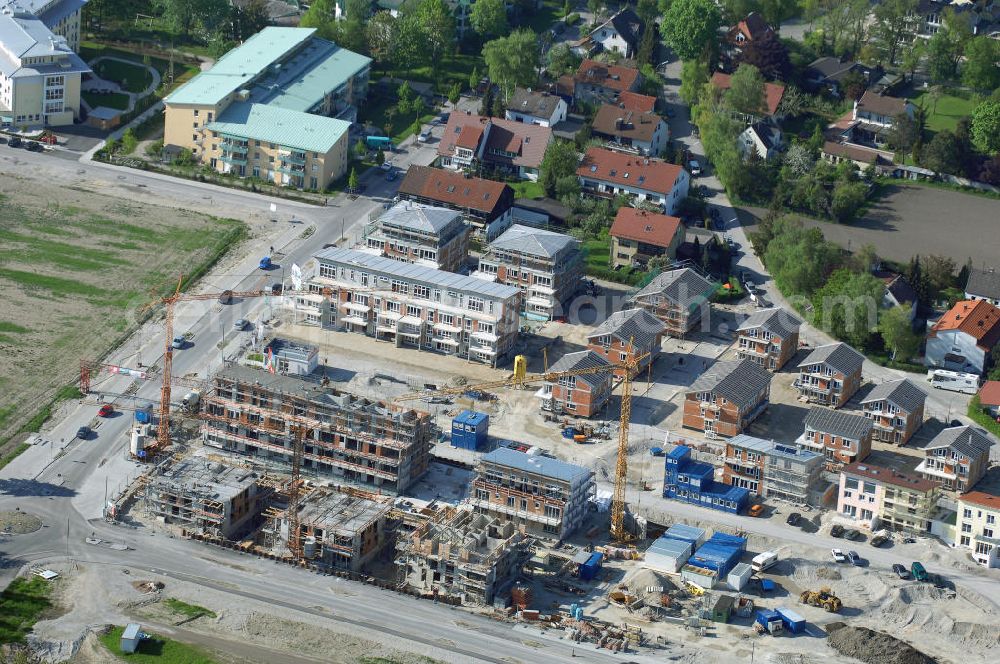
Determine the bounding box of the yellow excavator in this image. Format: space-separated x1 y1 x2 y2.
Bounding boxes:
799 586 843 612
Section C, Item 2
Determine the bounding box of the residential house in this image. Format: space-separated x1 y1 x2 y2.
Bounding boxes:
361 201 470 272
576 147 690 214
821 141 896 174
798 407 874 467
738 123 782 160
579 7 645 58
877 271 919 320
586 308 667 378
916 425 994 493
957 490 1000 568
682 359 772 438
860 379 926 445
630 267 717 337
609 207 683 269
965 266 1000 306
846 90 915 148
571 59 641 105
804 57 875 98
795 342 865 408
476 225 582 320
977 381 1000 418
617 91 657 113
725 12 775 58
397 166 515 241
915 0 999 40
437 112 553 181
591 103 669 156
722 434 824 505
164 27 370 189
710 72 786 125
837 462 941 532
735 307 801 371
306 247 522 365
663 445 751 514
925 300 1000 375
536 350 612 418
470 448 596 540
505 88 568 127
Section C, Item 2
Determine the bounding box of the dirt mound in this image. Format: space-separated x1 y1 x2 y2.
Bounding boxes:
131 580 164 594
0 510 42 534
816 566 842 580
828 626 935 664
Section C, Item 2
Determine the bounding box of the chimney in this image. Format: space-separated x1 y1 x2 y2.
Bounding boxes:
616 117 623 130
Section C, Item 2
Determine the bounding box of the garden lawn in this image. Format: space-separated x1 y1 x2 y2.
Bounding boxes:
99 626 216 664
0 576 53 644
358 92 436 144
93 59 153 93
913 90 978 133
517 0 564 33
82 91 130 111
510 180 545 199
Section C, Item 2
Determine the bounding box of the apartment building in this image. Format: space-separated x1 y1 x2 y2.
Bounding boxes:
682 359 772 438
476 225 581 321
536 350 612 418
201 366 433 495
164 27 370 189
437 112 552 181
504 87 567 127
735 307 801 371
397 166 515 241
630 268 717 337
859 379 926 445
663 445 750 514
609 207 684 270
470 448 595 540
838 462 940 533
925 299 1000 375
591 103 669 156
722 434 824 505
916 425 994 493
396 507 530 605
306 247 522 365
0 2 90 128
957 490 1000 568
576 147 690 215
586 308 666 378
798 407 873 468
361 201 470 272
795 342 865 408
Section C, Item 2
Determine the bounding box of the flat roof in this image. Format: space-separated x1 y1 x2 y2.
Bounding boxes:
296 488 391 534
207 102 350 154
481 448 592 484
150 457 260 502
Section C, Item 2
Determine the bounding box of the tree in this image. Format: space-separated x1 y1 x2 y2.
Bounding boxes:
353 138 367 159
228 0 270 41
588 0 605 20
563 0 572 18
555 175 581 204
120 128 138 154
679 60 710 106
483 30 539 100
481 85 496 116
923 254 957 295
812 268 884 348
375 149 385 166
726 64 766 116
547 43 581 77
777 86 806 117
347 167 359 192
760 0 799 26
157 0 230 38
470 0 508 38
784 144 814 176
448 82 461 104
963 37 1000 91
888 112 922 154
879 305 921 361
397 81 414 114
921 130 964 175
762 217 840 295
739 30 791 81
299 0 338 39
539 140 580 197
830 181 867 223
839 70 866 101
469 66 480 92
636 0 659 22
636 18 658 66
900 39 925 82
491 93 506 118
660 0 721 61
413 0 456 72
870 0 919 65
971 100 1000 154
926 31 958 81
366 11 399 69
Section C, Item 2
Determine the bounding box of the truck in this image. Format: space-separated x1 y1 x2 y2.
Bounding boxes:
365 135 394 151
928 369 980 394
751 550 779 574
180 390 201 413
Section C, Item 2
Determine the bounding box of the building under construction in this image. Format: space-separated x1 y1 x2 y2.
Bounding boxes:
143 457 272 540
396 506 530 606
201 366 433 494
265 486 393 572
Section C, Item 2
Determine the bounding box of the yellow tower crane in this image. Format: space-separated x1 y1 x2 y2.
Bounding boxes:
396 346 648 542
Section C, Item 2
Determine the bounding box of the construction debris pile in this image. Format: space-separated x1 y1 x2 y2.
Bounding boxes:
827 625 936 664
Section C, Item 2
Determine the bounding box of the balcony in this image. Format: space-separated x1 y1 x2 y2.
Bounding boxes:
279 151 306 165
220 154 247 166
914 459 957 481
221 141 248 154
738 345 769 358
277 165 305 176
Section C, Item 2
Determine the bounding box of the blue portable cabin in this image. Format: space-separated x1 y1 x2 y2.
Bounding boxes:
776 607 806 634
451 410 489 450
663 523 708 549
134 406 152 425
579 552 604 581
755 609 784 634
366 135 394 151
662 445 750 514
688 533 747 578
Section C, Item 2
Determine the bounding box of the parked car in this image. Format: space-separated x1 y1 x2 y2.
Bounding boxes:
219 290 233 305
847 550 863 566
831 548 847 563
380 161 393 171
844 529 863 541
910 561 928 581
748 504 765 517
271 282 283 294
25 140 42 152
385 169 397 182
97 404 114 417
259 256 272 270
417 130 432 143
171 336 185 349
830 525 845 538
688 159 702 176
233 318 248 331
8 136 22 148
870 534 889 547
786 512 801 526
76 426 91 439
892 564 911 579
928 573 948 589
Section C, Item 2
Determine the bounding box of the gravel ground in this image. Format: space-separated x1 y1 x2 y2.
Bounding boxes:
0 510 42 534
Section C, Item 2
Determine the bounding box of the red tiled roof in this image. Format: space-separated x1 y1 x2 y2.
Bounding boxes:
961 490 1000 510
576 147 685 196
397 166 513 216
929 300 1000 350
574 59 641 93
438 113 551 169
610 207 682 248
456 125 484 150
978 381 1000 407
592 104 666 143
618 91 656 113
711 72 785 116
728 12 774 43
439 112 490 157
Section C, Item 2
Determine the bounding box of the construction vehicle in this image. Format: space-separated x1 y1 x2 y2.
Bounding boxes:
397 347 648 542
798 586 842 612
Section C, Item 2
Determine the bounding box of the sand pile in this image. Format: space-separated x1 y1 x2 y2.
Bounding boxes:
816 566 842 581
827 626 935 664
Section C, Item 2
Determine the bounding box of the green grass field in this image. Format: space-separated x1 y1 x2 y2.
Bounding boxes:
99 626 217 664
510 180 545 199
0 576 53 644
93 59 153 93
82 91 131 111
164 598 217 620
913 90 978 133
518 0 564 33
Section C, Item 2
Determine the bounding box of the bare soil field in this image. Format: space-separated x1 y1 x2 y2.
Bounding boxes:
0 175 244 446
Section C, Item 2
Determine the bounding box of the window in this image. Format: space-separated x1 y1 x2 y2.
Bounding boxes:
961 522 972 533
988 515 996 525
963 508 973 518
506 496 515 507
845 478 859 491
960 535 970 547
193 110 199 117
862 482 876 495
985 528 995 538
406 305 420 317
468 297 484 312
413 285 429 299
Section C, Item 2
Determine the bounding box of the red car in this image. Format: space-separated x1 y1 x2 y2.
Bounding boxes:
98 404 114 417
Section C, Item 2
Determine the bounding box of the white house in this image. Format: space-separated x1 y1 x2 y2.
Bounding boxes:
505 88 568 127
576 147 690 215
579 7 645 59
738 123 782 160
925 300 1000 375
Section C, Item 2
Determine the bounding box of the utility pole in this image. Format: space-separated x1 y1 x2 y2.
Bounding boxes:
341 217 345 242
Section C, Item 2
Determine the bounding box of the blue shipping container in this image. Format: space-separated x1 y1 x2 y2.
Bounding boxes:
451 410 489 450
134 409 152 424
579 552 604 581
776 607 805 634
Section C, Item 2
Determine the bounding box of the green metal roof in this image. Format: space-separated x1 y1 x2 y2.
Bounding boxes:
263 42 371 112
207 103 350 154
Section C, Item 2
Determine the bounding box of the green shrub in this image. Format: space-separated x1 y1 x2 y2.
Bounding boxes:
565 13 580 26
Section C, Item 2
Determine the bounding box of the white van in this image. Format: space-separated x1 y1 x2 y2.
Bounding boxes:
928 370 981 395
751 550 779 574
